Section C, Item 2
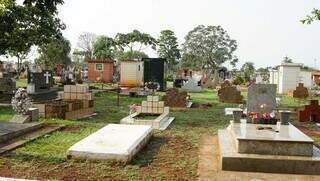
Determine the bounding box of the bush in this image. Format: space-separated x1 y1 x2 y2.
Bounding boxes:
232 75 244 85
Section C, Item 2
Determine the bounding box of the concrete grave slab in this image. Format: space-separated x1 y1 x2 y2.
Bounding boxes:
0 122 43 143
67 124 153 162
229 123 314 156
218 124 320 175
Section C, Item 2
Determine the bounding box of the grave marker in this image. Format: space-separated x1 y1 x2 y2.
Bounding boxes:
247 84 277 113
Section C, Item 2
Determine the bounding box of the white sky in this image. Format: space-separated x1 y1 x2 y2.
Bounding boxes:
58 0 320 69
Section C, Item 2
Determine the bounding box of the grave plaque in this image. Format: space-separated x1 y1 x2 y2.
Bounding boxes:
292 83 308 98
247 84 276 113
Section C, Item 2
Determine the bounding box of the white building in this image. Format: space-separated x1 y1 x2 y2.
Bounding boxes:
269 63 313 94
120 61 144 87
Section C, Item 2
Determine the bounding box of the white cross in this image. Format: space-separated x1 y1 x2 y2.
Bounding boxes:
44 71 51 84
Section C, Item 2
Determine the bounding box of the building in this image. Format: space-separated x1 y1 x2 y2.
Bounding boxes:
120 61 144 87
269 63 313 93
87 59 115 83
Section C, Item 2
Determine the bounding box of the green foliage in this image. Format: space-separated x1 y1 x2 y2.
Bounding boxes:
232 75 244 85
93 35 116 59
182 25 238 70
157 30 181 72
282 56 293 63
301 8 320 24
0 0 65 55
241 62 255 82
116 50 148 61
36 36 71 69
180 53 203 70
115 30 156 60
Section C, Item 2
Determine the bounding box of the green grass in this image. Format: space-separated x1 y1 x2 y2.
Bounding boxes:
0 88 319 180
16 79 27 88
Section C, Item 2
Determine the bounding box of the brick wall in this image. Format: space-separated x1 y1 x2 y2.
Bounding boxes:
88 62 114 83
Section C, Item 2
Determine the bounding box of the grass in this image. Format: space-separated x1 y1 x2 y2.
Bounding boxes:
0 88 319 180
16 79 27 88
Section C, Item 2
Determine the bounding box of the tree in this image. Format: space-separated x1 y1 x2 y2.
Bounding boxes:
36 36 71 70
76 32 97 59
241 62 255 82
302 8 320 24
157 30 181 72
115 30 157 60
0 0 65 55
116 50 148 61
182 25 238 87
180 53 203 70
282 56 293 63
93 35 116 59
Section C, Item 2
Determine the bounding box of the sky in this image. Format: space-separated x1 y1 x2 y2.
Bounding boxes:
57 0 320 69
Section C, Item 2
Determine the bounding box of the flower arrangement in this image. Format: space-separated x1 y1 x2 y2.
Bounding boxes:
248 103 277 124
128 104 138 115
145 81 160 93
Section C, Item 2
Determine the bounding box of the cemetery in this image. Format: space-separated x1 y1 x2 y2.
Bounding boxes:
2 1 320 180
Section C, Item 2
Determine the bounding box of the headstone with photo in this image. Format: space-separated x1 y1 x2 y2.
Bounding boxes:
247 84 277 113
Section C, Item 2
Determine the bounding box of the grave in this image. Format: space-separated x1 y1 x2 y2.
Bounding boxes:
120 96 175 130
0 66 16 103
162 88 192 108
291 83 309 98
181 78 202 92
218 122 320 175
247 84 277 113
67 124 152 162
143 58 166 91
0 88 43 145
27 70 58 102
298 100 320 123
218 83 242 104
33 85 94 119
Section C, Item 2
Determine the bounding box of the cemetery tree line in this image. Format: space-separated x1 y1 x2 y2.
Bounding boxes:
0 0 65 73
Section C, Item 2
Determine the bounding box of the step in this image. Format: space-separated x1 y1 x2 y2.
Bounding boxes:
218 129 320 175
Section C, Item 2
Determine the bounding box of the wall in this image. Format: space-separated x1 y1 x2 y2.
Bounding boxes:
299 71 312 88
278 66 300 93
88 62 114 83
120 61 144 87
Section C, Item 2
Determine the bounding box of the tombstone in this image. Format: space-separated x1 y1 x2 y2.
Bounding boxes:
181 78 202 92
27 70 57 102
292 83 308 98
247 84 277 113
218 83 242 103
163 88 189 107
0 64 16 103
143 58 166 91
298 100 320 123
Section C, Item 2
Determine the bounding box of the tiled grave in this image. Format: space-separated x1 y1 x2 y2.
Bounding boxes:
67 124 152 162
121 96 175 130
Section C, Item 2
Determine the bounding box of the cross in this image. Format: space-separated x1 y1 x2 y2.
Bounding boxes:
44 71 51 84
